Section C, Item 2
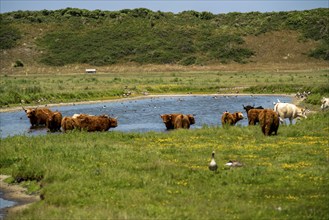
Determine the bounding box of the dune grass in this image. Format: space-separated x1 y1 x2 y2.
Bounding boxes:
1 111 328 219
1 69 328 107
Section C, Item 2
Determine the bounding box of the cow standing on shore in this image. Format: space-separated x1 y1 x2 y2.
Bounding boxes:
259 109 280 136
243 105 264 125
273 102 307 124
221 111 244 126
23 107 53 128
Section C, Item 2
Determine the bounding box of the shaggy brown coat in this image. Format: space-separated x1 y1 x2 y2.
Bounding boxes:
46 111 63 132
259 109 280 136
221 112 244 126
61 116 80 132
160 113 195 129
74 114 118 132
247 109 264 125
23 107 53 128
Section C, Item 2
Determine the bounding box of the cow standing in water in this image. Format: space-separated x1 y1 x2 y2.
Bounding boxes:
46 111 63 132
23 107 53 128
273 102 307 124
160 113 195 129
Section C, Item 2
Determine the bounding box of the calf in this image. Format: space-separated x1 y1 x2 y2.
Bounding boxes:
23 107 53 128
46 111 63 132
259 109 280 136
221 111 244 126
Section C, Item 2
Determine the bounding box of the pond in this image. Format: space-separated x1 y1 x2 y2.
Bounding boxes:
0 95 292 138
0 192 16 219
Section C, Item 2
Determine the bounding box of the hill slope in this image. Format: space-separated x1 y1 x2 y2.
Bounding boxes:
0 8 328 74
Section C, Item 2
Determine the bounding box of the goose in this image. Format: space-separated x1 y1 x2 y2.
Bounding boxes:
225 160 243 167
209 151 218 171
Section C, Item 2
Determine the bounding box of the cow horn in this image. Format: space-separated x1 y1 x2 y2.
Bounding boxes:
21 106 26 111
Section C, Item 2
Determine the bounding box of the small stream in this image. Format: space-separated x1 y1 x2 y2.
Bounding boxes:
0 192 16 219
0 95 291 138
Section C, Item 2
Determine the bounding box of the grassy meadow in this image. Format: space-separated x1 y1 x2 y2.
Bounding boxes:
1 111 328 219
1 69 328 108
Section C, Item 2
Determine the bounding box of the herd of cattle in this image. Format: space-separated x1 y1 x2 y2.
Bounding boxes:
22 97 328 136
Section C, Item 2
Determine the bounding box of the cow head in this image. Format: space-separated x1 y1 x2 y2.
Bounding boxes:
296 107 308 119
187 114 195 125
160 114 172 124
23 108 36 118
235 112 244 120
109 117 118 128
243 105 254 113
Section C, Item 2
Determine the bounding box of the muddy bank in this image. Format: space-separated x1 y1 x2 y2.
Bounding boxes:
0 175 40 219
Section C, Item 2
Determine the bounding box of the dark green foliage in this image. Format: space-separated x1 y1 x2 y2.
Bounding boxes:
1 8 328 64
309 38 329 60
0 21 21 49
13 59 24 67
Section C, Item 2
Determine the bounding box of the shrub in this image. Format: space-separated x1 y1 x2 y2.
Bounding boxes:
13 59 24 67
0 22 21 49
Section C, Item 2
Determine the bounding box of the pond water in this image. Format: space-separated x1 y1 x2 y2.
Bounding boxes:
0 95 291 138
0 192 16 219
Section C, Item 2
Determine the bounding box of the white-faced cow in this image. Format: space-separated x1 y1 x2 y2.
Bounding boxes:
321 97 329 110
273 102 307 124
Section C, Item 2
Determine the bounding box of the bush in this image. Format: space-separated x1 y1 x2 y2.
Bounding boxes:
0 22 21 49
13 59 24 67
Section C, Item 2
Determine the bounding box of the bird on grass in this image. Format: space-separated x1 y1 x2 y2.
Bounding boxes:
209 151 218 171
225 160 243 167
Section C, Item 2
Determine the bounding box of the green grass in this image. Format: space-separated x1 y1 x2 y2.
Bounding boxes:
1 70 328 107
1 111 328 219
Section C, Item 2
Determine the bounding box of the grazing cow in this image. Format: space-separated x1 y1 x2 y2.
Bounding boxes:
274 102 307 124
221 111 244 126
46 111 63 132
321 97 329 110
22 107 53 128
74 114 118 132
259 109 280 136
160 113 195 129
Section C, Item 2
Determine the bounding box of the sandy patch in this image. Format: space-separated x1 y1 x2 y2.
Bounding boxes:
0 175 40 218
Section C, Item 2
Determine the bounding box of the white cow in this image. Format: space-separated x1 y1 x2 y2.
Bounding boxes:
321 97 329 110
274 102 307 124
